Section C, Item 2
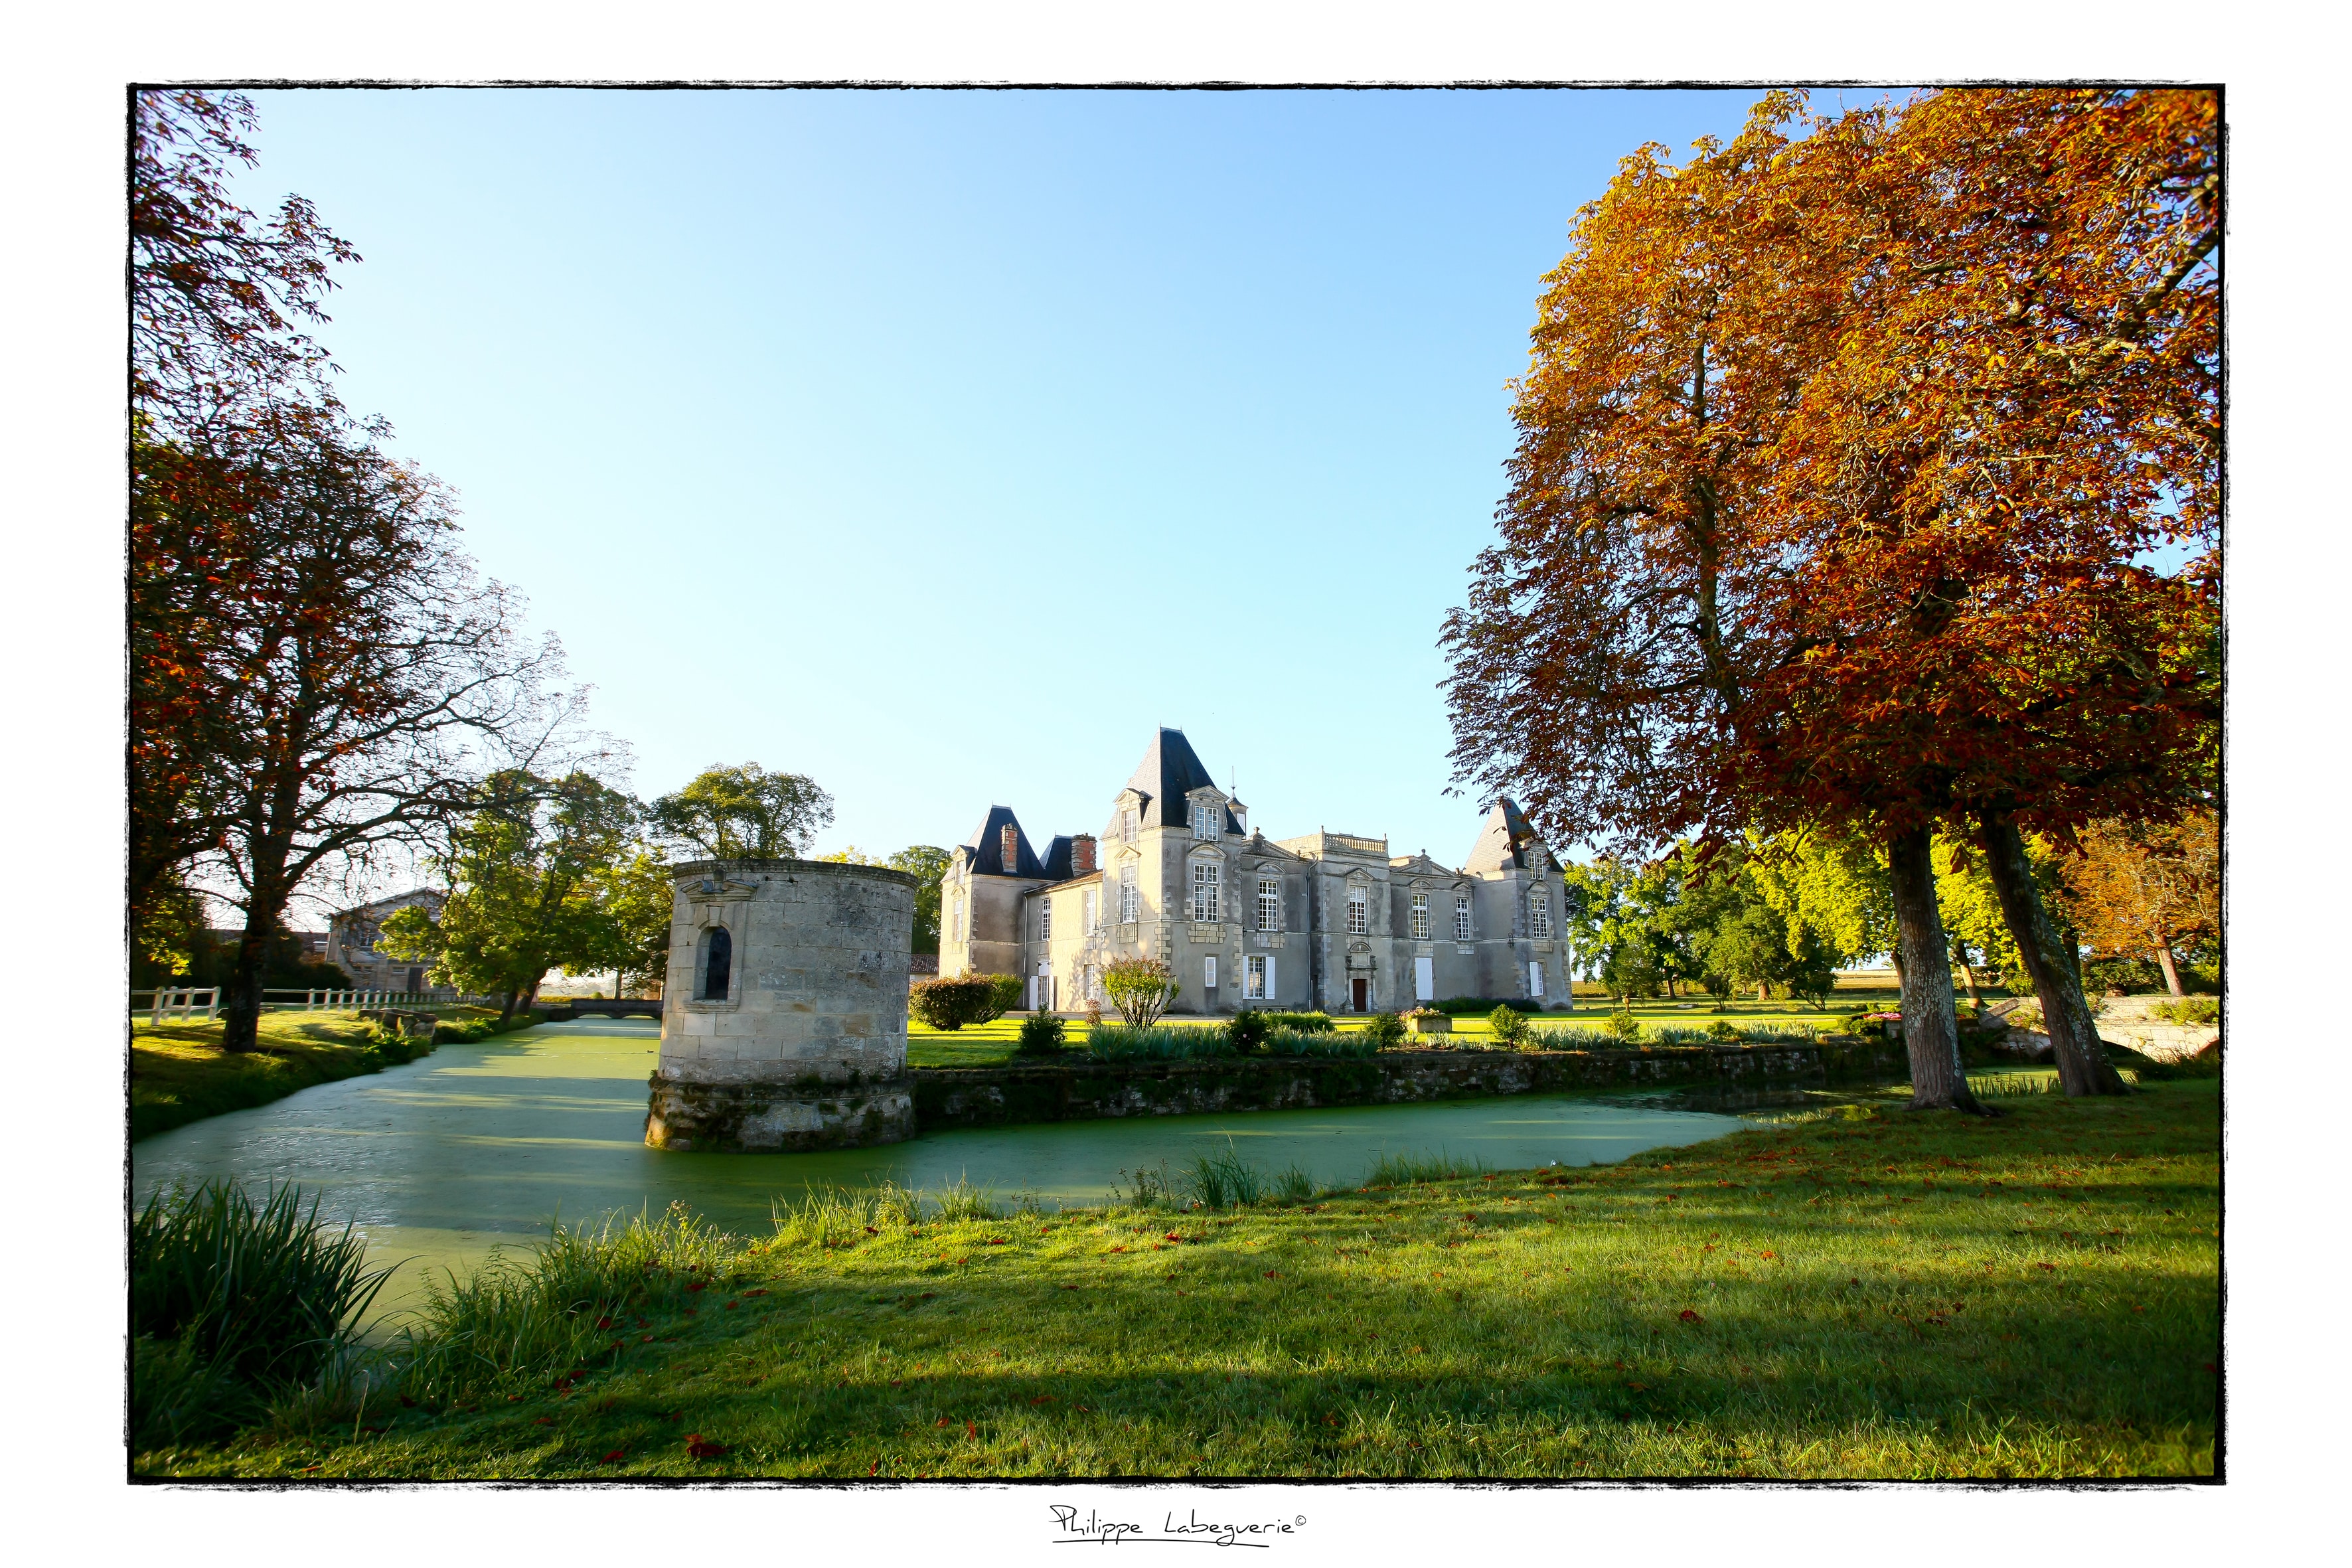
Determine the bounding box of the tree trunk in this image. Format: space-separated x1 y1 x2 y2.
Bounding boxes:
221 918 271 1053
1954 942 1982 1007
1977 813 2129 1097
1757 980 1769 1002
499 987 519 1026
1887 827 1986 1113
2155 942 2185 997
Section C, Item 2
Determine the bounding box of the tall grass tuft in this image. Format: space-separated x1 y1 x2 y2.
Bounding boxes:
1088 1024 1232 1061
131 1179 396 1449
1184 1141 1266 1210
933 1176 1001 1222
1262 1027 1378 1059
1362 1148 1493 1188
1271 1162 1318 1204
391 1202 740 1406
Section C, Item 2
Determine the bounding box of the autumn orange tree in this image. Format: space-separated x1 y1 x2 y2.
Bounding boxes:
131 91 583 1051
1445 88 2217 1109
2056 812 2219 996
1739 89 2218 1096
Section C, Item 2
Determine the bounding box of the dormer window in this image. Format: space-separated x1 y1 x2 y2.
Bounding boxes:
1000 824 1020 873
1192 801 1217 840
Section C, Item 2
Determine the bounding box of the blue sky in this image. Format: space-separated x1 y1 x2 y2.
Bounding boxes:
233 86 1764 872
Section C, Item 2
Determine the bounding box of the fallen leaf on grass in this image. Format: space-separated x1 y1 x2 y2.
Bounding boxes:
599 1448 626 1465
1678 1308 1704 1324
686 1434 728 1459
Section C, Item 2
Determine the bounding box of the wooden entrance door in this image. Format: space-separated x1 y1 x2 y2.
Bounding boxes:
1350 977 1369 1012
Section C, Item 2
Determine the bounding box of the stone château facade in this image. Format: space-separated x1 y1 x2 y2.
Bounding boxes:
937 729 1573 1016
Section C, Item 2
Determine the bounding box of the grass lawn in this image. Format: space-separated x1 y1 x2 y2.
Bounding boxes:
131 1006 505 1142
145 1078 2219 1480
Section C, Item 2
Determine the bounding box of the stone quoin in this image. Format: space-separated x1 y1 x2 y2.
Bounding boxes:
643 858 919 1152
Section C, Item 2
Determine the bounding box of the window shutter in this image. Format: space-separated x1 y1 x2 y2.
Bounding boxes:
1265 954 1277 999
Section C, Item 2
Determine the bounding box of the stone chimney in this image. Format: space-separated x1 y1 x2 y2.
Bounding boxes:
1000 823 1020 874
1071 834 1097 876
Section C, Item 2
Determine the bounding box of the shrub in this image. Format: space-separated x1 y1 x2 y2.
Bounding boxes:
910 974 1000 1030
1259 1010 1334 1034
1486 1004 1528 1047
1088 1024 1230 1061
1605 1001 1643 1046
1434 995 1527 1016
1014 1011 1067 1056
1226 1009 1271 1054
1364 1011 1407 1048
1650 1025 1711 1044
983 973 1024 1022
1103 956 1180 1026
1705 1019 1743 1043
2150 996 2221 1028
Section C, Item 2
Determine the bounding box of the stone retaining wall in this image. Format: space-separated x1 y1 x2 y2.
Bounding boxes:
909 1040 1911 1132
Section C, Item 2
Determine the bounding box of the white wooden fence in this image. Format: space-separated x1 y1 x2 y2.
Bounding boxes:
132 988 503 1024
132 987 220 1023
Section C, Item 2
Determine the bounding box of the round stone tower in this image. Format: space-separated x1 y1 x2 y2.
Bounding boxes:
645 858 919 1152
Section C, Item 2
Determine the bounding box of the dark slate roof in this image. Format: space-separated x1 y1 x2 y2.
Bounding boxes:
1124 728 1241 832
962 805 1050 878
1464 797 1555 873
1039 835 1075 882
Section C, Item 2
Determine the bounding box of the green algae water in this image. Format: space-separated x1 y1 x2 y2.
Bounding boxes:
131 1016 1748 1320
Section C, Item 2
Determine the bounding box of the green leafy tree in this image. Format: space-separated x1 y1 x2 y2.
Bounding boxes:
816 842 950 955
595 849 678 997
382 771 638 1023
888 845 951 955
649 763 833 860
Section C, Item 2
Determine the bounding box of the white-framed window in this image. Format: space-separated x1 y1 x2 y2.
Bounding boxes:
1039 898 1053 941
1410 890 1430 939
1083 888 1100 933
1192 801 1217 840
1531 890 1553 938
1204 955 1217 990
1244 954 1268 1000
1257 877 1281 931
1123 808 1138 842
1190 858 1221 922
951 896 965 943
1346 882 1369 936
1454 898 1472 941
1119 862 1138 923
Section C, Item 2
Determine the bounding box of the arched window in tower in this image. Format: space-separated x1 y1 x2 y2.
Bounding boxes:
701 926 733 1001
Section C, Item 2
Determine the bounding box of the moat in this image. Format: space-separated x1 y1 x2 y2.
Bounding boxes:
133 1015 1759 1320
